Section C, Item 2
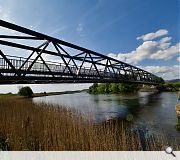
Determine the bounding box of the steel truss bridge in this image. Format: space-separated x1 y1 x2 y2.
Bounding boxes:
0 20 162 84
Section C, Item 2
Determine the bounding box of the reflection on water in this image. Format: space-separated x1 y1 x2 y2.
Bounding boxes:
33 92 158 122
33 91 180 141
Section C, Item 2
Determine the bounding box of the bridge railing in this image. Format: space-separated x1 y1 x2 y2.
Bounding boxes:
0 54 155 81
0 54 160 83
0 55 115 78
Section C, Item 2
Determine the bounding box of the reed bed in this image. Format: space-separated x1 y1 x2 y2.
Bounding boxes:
0 97 179 151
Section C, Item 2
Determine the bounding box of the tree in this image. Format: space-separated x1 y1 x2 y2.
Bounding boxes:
155 77 164 84
105 83 110 93
119 83 139 93
97 83 106 93
18 86 33 97
110 83 119 93
88 83 98 93
88 82 139 94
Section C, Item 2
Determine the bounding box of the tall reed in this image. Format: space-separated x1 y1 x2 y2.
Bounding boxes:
0 97 179 150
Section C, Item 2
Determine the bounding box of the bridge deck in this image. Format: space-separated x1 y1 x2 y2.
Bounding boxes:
0 54 158 84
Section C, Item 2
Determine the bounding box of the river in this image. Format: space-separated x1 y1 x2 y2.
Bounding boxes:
33 91 180 142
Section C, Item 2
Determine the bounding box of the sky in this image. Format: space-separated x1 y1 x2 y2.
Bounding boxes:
0 0 179 82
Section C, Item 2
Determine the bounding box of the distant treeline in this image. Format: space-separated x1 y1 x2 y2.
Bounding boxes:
88 82 180 94
157 82 180 92
88 83 140 94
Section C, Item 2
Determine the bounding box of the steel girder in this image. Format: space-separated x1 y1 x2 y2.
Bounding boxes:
0 20 163 84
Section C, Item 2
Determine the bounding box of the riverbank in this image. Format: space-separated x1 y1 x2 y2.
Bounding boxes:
176 104 180 116
32 89 87 97
0 96 179 151
0 89 87 98
176 104 180 131
138 88 158 92
88 82 180 94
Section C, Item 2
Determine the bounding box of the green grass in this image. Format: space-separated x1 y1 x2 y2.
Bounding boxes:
0 92 18 96
47 90 87 96
0 90 87 98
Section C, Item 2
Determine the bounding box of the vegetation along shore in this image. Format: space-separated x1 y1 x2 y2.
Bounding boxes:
0 82 179 151
176 104 180 131
88 82 180 94
0 97 179 151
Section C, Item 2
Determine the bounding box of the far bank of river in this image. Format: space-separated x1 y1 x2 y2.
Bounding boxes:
33 91 180 144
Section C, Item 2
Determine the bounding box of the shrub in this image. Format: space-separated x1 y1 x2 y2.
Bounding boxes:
97 83 106 93
118 83 139 93
88 83 98 93
110 83 119 93
18 86 33 97
88 83 140 94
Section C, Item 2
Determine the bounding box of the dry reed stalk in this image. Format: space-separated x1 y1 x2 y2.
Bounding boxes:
0 97 179 151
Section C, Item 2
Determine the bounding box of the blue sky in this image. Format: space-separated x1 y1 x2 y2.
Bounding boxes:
0 0 179 80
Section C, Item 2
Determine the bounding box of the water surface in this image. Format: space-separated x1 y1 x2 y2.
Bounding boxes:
33 91 180 142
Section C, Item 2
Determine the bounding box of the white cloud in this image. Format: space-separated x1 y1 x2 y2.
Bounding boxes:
140 65 180 80
0 3 13 22
177 56 180 62
49 26 66 36
108 41 179 65
107 29 180 80
0 5 2 14
159 37 172 43
150 42 179 60
137 29 168 41
77 23 83 33
108 29 179 65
